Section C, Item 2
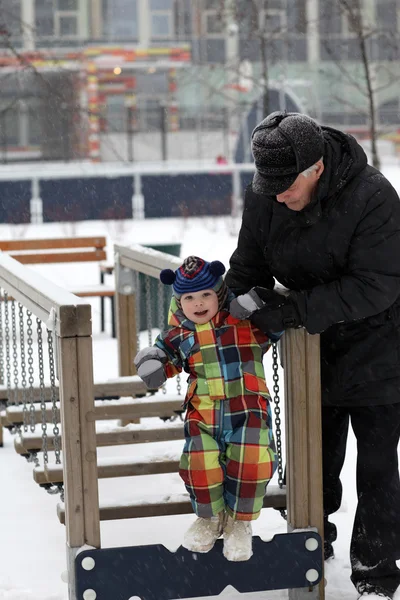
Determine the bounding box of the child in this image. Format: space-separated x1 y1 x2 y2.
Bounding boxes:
134 256 276 562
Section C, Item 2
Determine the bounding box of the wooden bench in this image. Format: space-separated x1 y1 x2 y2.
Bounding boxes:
0 236 116 337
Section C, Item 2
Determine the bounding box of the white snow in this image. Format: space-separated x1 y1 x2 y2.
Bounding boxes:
0 155 400 599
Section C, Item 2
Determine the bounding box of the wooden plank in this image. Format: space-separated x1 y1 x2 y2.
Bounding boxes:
14 424 185 454
58 336 85 547
0 237 106 251
116 291 137 378
57 488 287 523
116 244 181 279
11 250 107 264
76 335 101 549
0 376 148 403
283 329 324 600
7 398 183 425
34 457 181 485
58 335 100 549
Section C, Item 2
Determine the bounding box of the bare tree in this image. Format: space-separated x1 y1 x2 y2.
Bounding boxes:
320 0 399 169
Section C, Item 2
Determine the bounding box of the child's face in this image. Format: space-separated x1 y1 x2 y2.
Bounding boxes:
180 289 219 324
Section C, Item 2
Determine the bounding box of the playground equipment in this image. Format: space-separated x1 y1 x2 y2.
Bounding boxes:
0 244 324 600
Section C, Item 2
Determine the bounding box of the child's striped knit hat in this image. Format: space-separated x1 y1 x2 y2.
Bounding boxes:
160 256 228 309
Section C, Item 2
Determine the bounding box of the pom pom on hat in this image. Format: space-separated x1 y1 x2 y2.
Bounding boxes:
160 269 176 285
209 260 225 278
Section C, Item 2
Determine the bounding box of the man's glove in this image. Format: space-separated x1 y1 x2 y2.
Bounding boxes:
134 347 168 389
249 287 304 332
229 288 266 320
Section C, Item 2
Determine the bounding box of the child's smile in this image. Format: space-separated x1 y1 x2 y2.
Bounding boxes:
181 289 219 324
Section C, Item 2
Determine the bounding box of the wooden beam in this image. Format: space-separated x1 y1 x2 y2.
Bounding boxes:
0 237 106 251
34 457 182 485
58 334 100 549
11 250 107 264
283 329 324 600
0 375 148 402
14 424 184 454
57 487 287 523
6 397 183 425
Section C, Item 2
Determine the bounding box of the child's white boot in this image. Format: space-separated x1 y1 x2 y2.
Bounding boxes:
223 515 253 561
182 511 225 553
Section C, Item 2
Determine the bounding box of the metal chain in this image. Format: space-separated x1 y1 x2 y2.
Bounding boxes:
135 271 141 353
4 293 11 404
19 305 28 433
272 342 287 521
37 319 48 464
0 292 4 386
158 281 167 395
11 301 19 407
47 329 61 464
26 311 36 433
145 275 153 347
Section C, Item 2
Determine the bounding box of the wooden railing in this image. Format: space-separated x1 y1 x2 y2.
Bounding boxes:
0 253 99 599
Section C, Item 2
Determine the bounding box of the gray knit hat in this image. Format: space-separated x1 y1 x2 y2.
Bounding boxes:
251 111 325 195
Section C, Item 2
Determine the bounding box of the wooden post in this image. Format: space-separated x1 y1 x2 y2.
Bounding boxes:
58 306 100 549
283 328 325 600
116 260 139 425
116 291 137 378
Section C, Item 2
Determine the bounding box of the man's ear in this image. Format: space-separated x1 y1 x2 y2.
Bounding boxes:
316 159 324 178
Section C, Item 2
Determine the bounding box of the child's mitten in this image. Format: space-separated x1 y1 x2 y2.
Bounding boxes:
134 347 167 389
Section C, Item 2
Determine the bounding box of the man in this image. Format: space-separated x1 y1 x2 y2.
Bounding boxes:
225 111 400 599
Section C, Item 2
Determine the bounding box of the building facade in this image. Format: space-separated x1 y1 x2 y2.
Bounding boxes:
0 0 399 162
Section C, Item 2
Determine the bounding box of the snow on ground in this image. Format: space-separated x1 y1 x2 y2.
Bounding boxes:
0 155 400 599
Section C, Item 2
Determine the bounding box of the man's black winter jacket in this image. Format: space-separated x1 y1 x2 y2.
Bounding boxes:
225 127 400 406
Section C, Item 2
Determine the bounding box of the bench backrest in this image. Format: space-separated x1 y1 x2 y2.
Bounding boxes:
0 237 107 264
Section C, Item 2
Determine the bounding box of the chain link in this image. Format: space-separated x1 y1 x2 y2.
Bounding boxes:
19 305 28 432
4 293 11 404
135 271 141 353
0 291 4 386
272 341 287 521
158 281 167 395
11 301 19 407
47 329 61 464
145 275 153 348
26 311 36 433
37 319 48 464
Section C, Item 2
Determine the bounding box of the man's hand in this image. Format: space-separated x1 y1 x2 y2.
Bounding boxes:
134 347 167 389
229 288 266 320
249 288 304 332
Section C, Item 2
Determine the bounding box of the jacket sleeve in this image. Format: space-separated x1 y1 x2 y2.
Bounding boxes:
292 183 400 334
225 186 275 295
154 331 183 379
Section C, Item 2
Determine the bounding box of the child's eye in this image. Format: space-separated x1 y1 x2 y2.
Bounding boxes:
183 295 192 301
203 293 211 297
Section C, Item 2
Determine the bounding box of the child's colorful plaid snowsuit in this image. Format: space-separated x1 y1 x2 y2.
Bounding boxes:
154 297 276 521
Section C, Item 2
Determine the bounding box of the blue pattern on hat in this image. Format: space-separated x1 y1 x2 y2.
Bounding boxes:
160 256 225 297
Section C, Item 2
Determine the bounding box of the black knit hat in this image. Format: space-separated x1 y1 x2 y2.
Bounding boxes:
251 111 325 196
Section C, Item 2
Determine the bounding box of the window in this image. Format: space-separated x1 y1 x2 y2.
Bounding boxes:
174 0 192 37
151 13 172 37
57 13 78 36
101 0 138 39
150 0 173 38
35 0 79 38
376 0 397 33
262 9 286 35
286 0 307 34
0 0 22 37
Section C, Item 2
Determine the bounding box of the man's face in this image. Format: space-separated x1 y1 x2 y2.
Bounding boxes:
180 289 219 324
276 161 324 212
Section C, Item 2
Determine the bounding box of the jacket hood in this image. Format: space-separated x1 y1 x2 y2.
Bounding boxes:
319 126 368 199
